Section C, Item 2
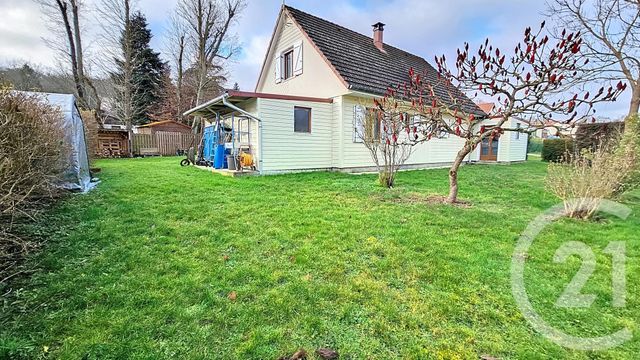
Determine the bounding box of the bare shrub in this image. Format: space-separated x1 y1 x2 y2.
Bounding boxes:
1 89 69 281
356 98 419 188
615 114 640 191
0 89 69 220
546 131 637 219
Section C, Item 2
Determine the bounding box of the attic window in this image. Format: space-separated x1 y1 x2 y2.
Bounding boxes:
283 49 294 80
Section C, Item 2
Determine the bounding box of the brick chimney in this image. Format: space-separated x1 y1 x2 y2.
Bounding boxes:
372 22 385 52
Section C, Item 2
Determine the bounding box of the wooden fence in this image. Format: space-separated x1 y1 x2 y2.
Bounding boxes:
132 131 199 156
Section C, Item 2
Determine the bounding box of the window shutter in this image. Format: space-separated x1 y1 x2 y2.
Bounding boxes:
274 53 282 83
293 41 303 76
353 105 365 143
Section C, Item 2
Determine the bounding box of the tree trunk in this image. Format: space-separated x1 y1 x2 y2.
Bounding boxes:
123 0 133 157
447 145 472 203
379 170 394 188
70 0 88 109
84 77 103 121
176 35 184 122
55 0 84 108
629 83 640 117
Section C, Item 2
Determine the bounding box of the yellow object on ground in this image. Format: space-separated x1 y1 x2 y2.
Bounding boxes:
240 152 254 168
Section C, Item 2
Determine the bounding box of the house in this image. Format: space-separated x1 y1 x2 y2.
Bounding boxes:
134 120 193 135
185 5 528 174
475 103 528 162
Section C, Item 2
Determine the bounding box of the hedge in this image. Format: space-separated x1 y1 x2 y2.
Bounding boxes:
574 121 624 152
542 138 573 162
528 137 543 154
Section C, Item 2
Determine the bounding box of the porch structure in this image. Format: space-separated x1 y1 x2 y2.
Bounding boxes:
184 91 263 174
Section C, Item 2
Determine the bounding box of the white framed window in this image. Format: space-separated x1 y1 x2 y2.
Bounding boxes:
275 41 303 83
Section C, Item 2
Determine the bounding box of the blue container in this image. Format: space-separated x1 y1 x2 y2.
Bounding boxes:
213 144 225 169
202 126 216 163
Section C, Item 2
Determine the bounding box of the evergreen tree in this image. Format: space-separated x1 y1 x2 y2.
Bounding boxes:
112 12 165 125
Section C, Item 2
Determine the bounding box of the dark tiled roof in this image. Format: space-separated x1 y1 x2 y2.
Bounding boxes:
284 6 484 116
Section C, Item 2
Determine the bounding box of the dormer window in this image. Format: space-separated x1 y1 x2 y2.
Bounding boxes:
283 49 294 80
274 41 303 83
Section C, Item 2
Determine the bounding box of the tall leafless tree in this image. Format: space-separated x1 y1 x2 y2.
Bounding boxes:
176 0 245 130
38 0 102 116
166 14 188 122
547 0 640 117
98 0 142 153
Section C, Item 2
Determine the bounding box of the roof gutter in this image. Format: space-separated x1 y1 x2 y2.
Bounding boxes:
346 90 380 99
182 93 228 117
221 97 261 123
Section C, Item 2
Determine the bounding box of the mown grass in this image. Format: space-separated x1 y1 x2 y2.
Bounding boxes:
1 157 639 359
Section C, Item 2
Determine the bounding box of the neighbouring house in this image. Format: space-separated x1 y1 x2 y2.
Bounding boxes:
185 5 529 174
475 103 528 162
134 120 193 135
532 121 575 139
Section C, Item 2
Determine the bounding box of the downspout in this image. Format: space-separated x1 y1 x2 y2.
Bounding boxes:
221 97 264 174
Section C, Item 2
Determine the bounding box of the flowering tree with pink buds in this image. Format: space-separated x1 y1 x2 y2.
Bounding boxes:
376 21 626 203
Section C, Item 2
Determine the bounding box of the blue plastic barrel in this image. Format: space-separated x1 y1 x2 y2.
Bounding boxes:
213 144 225 169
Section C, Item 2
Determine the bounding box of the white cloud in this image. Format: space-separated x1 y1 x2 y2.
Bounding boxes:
0 0 54 67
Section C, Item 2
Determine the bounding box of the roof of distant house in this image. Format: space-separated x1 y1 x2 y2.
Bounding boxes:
283 6 484 116
477 103 495 116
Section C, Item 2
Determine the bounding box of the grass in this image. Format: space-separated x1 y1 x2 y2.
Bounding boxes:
1 157 639 359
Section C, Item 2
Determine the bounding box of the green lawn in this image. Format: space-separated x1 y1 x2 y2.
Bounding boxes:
1 157 639 359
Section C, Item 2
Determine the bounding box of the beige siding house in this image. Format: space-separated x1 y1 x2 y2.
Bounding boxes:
185 5 528 174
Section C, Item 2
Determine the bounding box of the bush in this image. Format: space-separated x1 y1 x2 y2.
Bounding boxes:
546 134 635 219
542 138 573 162
615 115 640 191
1 89 69 280
528 137 543 154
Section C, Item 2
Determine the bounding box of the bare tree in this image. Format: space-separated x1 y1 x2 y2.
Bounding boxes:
176 0 245 130
39 0 85 107
98 0 140 152
379 22 625 203
166 14 188 122
38 0 102 115
547 0 640 117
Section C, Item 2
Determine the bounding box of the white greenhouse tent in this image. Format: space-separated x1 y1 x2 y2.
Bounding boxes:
26 92 94 192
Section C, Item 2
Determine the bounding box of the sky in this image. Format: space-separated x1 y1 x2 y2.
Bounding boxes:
0 0 631 118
